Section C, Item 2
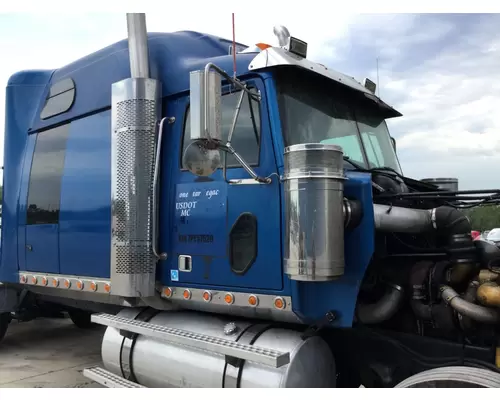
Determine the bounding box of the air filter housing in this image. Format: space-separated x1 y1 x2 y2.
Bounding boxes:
283 143 346 282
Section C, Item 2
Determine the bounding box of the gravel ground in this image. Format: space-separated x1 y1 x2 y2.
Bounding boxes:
0 317 105 388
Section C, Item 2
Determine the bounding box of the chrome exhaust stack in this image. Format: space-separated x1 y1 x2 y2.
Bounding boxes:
110 13 162 297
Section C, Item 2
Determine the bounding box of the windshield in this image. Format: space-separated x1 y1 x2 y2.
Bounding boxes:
276 69 402 173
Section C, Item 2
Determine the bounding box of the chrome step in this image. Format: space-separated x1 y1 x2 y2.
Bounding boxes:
83 366 145 388
92 313 290 368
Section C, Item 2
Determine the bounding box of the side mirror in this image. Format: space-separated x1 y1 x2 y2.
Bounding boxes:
189 69 222 142
184 63 270 184
390 136 396 152
183 69 223 177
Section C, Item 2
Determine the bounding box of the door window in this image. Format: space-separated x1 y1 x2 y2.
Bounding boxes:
181 87 261 168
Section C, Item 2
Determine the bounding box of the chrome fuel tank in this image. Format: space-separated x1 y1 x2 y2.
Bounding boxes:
101 309 336 388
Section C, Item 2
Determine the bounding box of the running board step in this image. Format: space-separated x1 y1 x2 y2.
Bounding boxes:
91 313 290 368
83 366 145 388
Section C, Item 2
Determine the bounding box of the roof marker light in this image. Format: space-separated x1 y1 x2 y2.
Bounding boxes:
363 78 377 94
256 42 271 50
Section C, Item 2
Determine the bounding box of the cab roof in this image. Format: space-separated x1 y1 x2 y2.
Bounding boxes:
8 31 255 133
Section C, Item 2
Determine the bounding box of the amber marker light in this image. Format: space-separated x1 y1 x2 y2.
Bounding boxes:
41 277 48 286
248 295 259 307
76 280 84 290
256 42 272 50
20 275 27 284
90 281 97 292
274 297 286 310
163 287 173 298
203 291 212 302
31 276 38 285
224 293 234 305
52 278 59 287
104 283 111 293
64 279 71 289
183 289 191 300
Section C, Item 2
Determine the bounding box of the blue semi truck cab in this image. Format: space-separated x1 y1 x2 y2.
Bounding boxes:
1 14 500 388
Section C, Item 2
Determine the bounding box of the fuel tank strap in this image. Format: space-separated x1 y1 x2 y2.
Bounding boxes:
223 324 273 388
119 308 160 382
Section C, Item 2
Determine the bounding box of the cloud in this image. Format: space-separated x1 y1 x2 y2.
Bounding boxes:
310 13 500 190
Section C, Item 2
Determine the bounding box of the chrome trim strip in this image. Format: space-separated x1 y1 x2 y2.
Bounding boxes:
18 272 111 295
161 286 293 313
83 366 145 388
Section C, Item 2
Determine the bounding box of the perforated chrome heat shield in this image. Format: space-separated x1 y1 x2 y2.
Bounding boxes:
111 77 161 297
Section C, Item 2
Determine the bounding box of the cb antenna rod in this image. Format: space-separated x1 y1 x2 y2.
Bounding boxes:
232 13 237 79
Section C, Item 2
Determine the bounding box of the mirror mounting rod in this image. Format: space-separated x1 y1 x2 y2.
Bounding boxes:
203 62 261 141
220 142 271 184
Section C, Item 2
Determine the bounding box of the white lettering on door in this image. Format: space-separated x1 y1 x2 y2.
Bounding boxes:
205 189 220 199
176 201 198 210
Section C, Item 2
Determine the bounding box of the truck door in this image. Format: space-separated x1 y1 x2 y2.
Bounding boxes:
169 77 283 291
22 124 69 275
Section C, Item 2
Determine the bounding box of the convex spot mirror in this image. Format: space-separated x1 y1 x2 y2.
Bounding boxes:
182 141 221 177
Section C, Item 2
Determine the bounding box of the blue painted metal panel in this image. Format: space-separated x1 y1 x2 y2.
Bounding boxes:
174 182 227 258
59 110 111 278
163 77 284 292
256 75 376 327
17 134 36 272
290 171 375 327
25 224 59 274
1 70 53 283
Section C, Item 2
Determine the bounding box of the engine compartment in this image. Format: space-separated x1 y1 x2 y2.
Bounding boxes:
337 166 500 386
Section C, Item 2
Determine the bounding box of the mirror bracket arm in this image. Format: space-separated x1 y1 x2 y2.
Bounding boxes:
219 143 271 184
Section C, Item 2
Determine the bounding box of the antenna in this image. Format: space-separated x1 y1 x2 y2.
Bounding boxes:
376 57 380 97
232 13 237 79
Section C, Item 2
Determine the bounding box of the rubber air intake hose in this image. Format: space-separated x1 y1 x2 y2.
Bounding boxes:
356 283 405 325
373 205 472 235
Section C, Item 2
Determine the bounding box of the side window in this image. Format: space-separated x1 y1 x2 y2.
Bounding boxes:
26 124 70 225
40 78 76 120
182 87 261 168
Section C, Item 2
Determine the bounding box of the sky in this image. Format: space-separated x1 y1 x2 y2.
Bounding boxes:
0 12 499 190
